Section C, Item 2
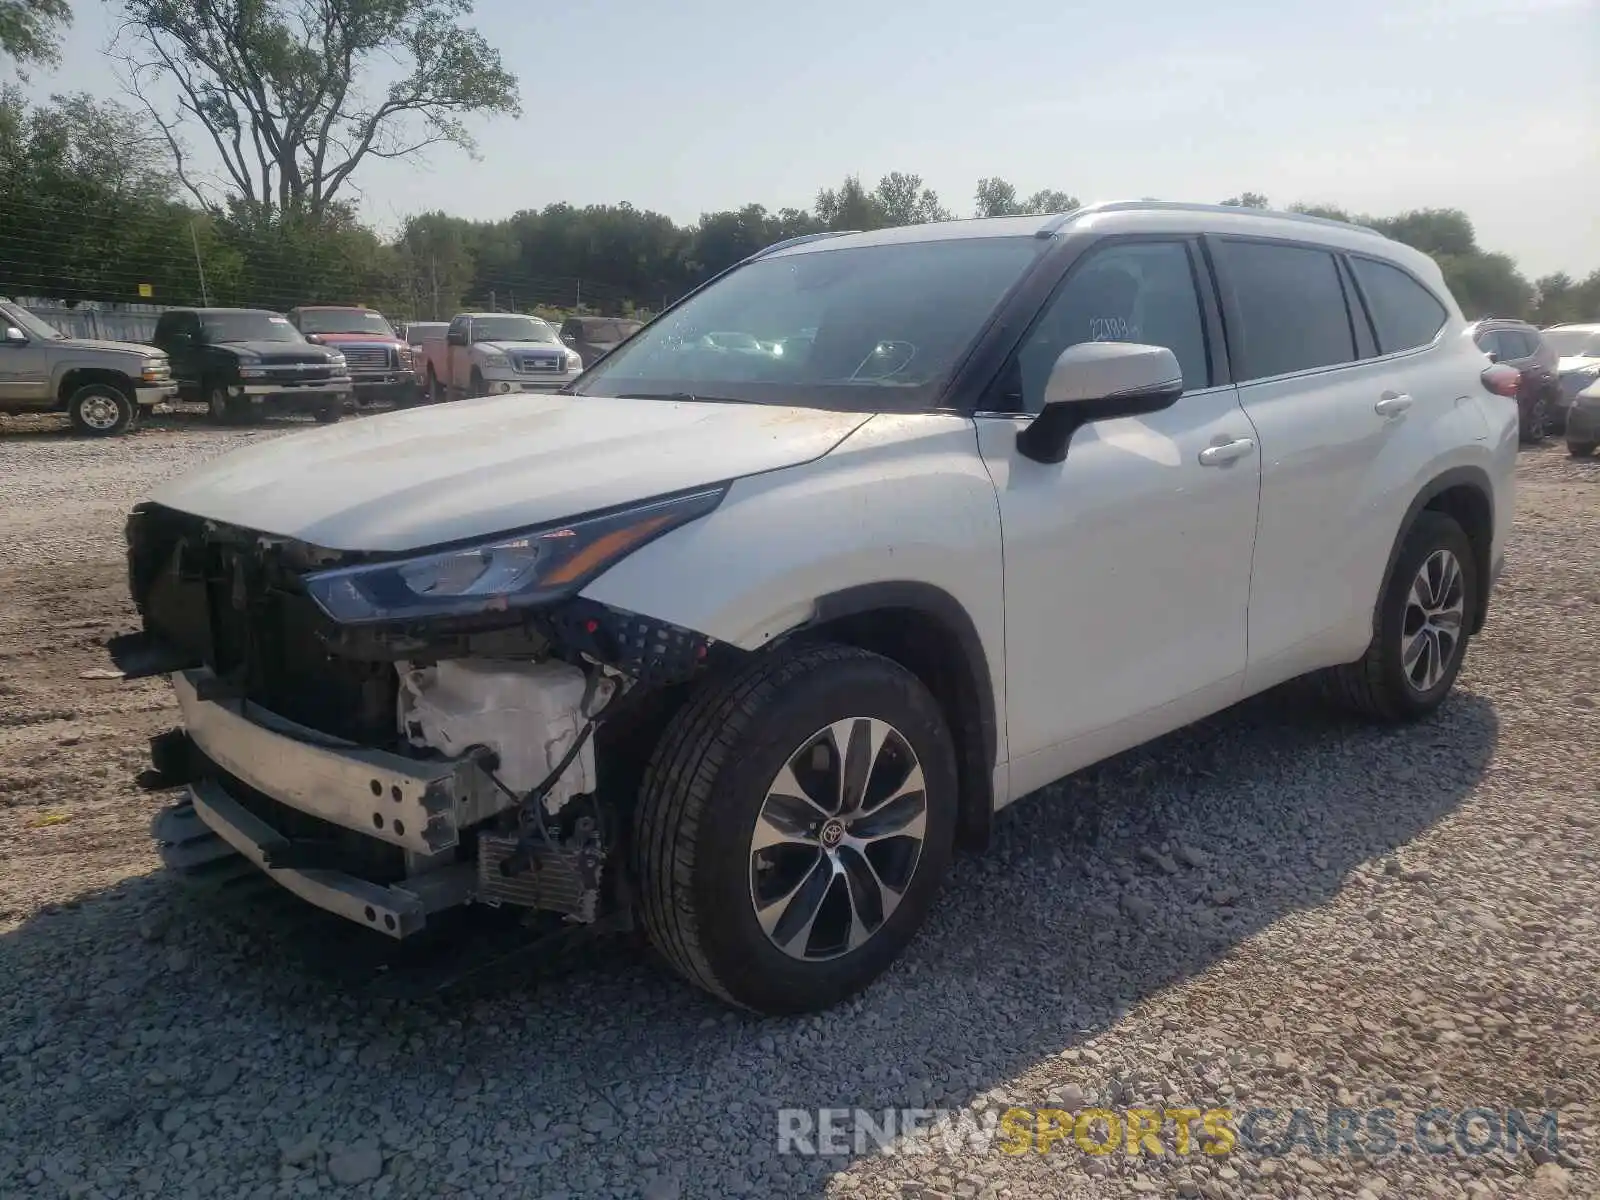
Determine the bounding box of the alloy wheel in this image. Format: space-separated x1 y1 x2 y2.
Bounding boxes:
1401 549 1466 693
748 717 928 962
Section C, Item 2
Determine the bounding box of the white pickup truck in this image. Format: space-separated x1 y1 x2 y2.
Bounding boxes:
418 312 583 401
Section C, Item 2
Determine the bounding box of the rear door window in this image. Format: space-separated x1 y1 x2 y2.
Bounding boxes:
1349 257 1447 354
1219 240 1357 381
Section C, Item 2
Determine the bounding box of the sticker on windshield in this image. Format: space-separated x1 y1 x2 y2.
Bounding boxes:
269 316 290 325
1089 316 1140 341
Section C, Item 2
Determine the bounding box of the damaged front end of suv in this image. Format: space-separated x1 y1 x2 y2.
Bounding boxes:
121 487 734 946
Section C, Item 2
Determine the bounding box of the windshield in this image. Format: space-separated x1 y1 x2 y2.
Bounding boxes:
1 301 66 341
1545 329 1600 357
297 309 395 336
574 237 1044 409
202 312 304 344
471 316 556 343
406 324 446 345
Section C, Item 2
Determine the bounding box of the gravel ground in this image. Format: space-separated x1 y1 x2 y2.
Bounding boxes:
0 416 1596 1200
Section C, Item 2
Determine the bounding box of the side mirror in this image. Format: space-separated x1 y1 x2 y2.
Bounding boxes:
1016 342 1184 465
446 330 467 346
1484 350 1500 364
2 326 27 346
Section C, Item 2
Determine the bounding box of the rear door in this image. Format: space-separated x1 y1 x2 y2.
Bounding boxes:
1212 237 1415 690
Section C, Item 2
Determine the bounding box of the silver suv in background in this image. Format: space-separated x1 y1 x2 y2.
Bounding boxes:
0 297 177 436
1543 323 1600 431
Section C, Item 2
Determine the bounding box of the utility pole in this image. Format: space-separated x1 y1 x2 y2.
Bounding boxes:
189 222 211 306
575 279 581 312
430 254 439 320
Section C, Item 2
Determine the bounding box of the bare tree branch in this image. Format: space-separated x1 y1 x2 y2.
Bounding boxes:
112 0 520 223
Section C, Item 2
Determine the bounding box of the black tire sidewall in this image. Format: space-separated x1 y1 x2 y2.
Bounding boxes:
68 384 133 436
1373 512 1477 717
679 653 957 1012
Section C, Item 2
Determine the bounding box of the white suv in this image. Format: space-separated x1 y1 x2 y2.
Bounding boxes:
122 202 1517 1015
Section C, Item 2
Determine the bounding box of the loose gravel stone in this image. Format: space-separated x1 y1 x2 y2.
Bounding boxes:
0 426 1596 1200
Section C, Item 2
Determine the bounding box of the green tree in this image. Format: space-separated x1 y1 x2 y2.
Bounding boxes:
0 0 71 69
871 172 950 225
974 177 1077 217
114 0 521 220
1221 192 1270 208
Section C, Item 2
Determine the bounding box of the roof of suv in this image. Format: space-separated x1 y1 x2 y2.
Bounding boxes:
762 200 1434 274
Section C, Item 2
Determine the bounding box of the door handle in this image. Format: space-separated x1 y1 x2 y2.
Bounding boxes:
1375 393 1413 417
1198 438 1256 467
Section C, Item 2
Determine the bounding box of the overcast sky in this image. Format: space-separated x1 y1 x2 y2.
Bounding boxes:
18 0 1600 279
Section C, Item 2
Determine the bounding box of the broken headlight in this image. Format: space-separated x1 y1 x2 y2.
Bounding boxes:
302 487 727 626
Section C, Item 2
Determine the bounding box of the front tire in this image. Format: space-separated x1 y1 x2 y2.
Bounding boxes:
1519 393 1548 443
314 401 342 424
469 369 485 397
205 384 248 425
66 383 134 437
1569 441 1597 459
633 643 958 1015
1320 510 1477 722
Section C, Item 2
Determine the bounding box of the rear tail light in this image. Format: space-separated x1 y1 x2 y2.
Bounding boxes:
1481 363 1520 398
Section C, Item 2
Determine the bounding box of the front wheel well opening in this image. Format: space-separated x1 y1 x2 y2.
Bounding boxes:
56 369 134 409
1423 484 1492 633
803 606 993 852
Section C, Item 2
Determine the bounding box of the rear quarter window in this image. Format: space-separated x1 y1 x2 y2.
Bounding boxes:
1350 257 1447 355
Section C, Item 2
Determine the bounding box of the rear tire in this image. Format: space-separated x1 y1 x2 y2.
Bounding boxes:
633 643 958 1015
1569 441 1597 458
66 383 134 437
1318 510 1477 723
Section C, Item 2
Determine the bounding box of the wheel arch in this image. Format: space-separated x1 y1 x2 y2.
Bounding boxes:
55 367 136 411
1378 466 1496 636
791 581 997 852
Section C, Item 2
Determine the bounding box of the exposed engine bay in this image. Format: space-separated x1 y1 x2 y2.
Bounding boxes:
120 501 729 943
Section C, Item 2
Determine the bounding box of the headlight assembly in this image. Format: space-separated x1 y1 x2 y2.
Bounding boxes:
479 352 509 370
302 487 727 625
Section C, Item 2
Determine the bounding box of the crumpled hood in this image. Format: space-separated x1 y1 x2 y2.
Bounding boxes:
146 393 874 552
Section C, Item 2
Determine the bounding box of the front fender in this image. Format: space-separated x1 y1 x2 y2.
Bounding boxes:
580 411 1009 763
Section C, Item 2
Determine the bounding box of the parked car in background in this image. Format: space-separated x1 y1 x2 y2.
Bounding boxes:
559 315 643 367
1543 323 1600 428
1467 318 1562 441
1566 377 1600 458
419 312 582 401
0 296 176 436
286 306 418 408
400 322 448 390
151 308 352 425
127 202 1515 1015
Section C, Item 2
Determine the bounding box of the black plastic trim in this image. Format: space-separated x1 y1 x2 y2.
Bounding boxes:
807 581 997 850
1377 466 1497 636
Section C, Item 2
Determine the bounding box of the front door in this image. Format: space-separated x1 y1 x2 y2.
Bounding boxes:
0 333 48 405
975 237 1261 799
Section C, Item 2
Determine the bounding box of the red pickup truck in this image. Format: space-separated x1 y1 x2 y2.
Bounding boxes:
286 306 420 408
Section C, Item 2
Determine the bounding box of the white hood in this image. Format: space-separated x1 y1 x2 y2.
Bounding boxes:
475 340 561 355
146 393 873 552
1558 355 1599 374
